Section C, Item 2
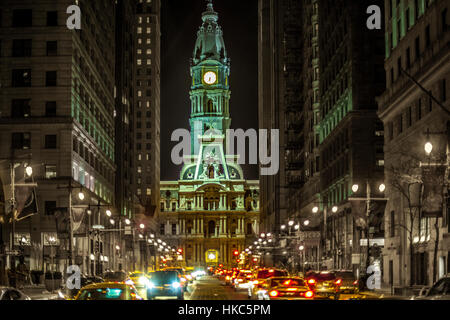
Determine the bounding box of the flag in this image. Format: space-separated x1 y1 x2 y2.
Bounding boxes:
15 179 38 221
422 166 445 217
54 208 70 239
350 199 367 228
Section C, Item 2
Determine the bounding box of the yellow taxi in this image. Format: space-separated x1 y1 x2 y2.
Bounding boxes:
128 271 151 289
74 282 143 300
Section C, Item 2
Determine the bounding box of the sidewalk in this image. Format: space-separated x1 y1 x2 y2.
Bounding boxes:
21 285 62 300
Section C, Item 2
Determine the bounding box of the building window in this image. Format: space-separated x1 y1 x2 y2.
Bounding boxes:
172 224 177 235
417 98 422 120
45 135 57 149
12 132 31 149
46 11 58 26
441 79 447 102
45 71 57 86
12 39 31 57
46 41 57 56
12 9 32 27
160 224 165 235
12 69 31 87
171 202 176 211
415 36 420 60
390 211 395 237
137 166 142 173
45 165 57 179
44 201 56 215
45 101 57 117
137 189 142 196
425 25 431 47
137 27 142 34
11 99 31 118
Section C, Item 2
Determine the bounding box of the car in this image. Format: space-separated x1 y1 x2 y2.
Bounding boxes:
233 270 253 291
411 276 450 300
256 277 315 300
74 283 143 300
162 267 189 292
0 287 31 300
333 270 359 295
248 268 289 299
224 270 235 285
147 271 184 300
103 271 129 283
129 271 151 289
305 271 340 300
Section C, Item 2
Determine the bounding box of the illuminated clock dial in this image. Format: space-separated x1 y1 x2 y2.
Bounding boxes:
203 71 217 85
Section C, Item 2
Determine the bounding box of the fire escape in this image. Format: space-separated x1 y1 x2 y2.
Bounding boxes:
283 0 303 214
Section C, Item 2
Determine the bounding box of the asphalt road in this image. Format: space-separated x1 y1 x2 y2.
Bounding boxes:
185 276 248 300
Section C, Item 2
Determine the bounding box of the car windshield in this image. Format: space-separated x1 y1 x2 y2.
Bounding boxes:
257 270 288 278
129 272 144 278
149 271 179 285
271 278 306 287
315 273 336 281
77 287 128 300
428 278 450 296
335 272 355 279
103 271 127 281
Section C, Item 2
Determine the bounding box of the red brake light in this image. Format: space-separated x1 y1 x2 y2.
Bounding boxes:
269 290 279 297
308 279 316 285
305 291 314 298
353 280 358 285
335 279 342 285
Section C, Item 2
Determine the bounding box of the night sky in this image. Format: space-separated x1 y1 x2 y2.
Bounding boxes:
160 0 259 181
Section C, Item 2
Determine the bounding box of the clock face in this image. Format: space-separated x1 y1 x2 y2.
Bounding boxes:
203 71 217 85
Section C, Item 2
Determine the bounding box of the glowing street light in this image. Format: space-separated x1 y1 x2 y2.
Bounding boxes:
267 233 272 237
294 224 300 230
303 220 310 226
106 210 112 217
312 206 319 213
332 206 338 213
288 220 294 227
281 225 286 230
115 245 120 250
125 219 131 225
78 191 85 200
352 184 359 193
424 142 433 155
379 183 386 193
109 219 115 225
260 233 266 238
139 223 145 229
25 166 33 177
299 245 304 251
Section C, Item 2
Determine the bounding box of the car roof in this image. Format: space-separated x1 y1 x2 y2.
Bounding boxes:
80 282 131 290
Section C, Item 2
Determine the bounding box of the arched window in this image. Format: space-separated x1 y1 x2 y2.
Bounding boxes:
207 100 213 113
208 220 216 237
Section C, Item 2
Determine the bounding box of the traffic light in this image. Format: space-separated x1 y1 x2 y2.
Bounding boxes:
233 250 239 256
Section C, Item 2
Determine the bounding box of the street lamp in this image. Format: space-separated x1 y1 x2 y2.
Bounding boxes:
332 206 338 213
303 220 310 226
288 220 294 227
352 184 359 193
312 206 319 213
125 219 131 225
115 245 120 251
109 219 115 225
294 224 300 230
78 191 85 200
106 210 112 217
139 223 145 229
299 245 304 251
378 183 386 193
281 225 286 230
260 233 266 238
424 142 433 155
25 165 33 177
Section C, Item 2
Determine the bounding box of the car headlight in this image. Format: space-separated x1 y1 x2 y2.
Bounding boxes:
172 282 181 289
148 282 155 289
138 277 150 286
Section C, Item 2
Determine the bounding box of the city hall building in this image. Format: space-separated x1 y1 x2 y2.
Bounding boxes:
159 1 260 268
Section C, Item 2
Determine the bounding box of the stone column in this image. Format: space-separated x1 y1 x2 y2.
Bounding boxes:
219 218 223 235
201 218 204 234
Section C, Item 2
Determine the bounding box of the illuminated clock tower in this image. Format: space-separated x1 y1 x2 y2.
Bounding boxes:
189 0 231 155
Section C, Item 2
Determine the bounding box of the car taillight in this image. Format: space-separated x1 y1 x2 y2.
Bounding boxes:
307 279 316 285
252 280 259 285
353 280 358 285
305 291 314 298
335 279 342 286
237 279 243 282
269 290 279 297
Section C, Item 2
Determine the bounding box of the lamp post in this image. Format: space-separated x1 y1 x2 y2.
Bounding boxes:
349 181 387 270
